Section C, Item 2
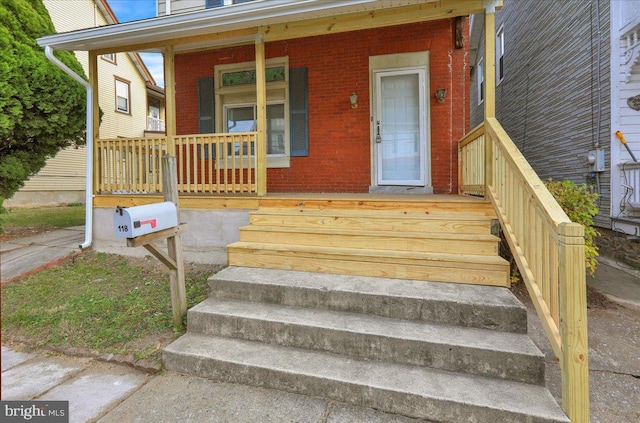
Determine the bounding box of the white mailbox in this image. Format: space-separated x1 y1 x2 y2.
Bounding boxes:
114 202 178 238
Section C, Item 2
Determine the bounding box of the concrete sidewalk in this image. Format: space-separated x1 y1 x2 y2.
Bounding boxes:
0 226 84 283
1 346 421 423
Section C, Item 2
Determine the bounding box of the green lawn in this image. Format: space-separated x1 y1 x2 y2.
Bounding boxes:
1 251 219 363
1 204 85 231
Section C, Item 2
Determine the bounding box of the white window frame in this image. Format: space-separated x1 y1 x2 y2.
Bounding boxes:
215 57 290 168
115 78 130 114
102 53 116 63
496 25 505 84
477 57 484 105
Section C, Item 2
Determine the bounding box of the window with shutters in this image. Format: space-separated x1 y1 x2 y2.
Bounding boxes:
211 57 307 168
115 78 130 114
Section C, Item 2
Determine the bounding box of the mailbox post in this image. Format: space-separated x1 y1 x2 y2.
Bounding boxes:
112 155 187 330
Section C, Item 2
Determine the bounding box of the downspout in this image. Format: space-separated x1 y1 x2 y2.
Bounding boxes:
44 46 94 249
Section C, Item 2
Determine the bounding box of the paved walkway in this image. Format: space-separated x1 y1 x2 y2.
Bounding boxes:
1 228 639 422
1 346 420 423
0 226 84 283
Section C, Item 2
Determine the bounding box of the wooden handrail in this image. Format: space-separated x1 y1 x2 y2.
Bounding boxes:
459 118 589 422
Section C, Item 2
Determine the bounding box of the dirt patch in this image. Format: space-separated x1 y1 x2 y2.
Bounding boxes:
0 227 54 241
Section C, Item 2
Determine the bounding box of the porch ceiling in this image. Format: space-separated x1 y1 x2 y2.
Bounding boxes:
37 0 490 54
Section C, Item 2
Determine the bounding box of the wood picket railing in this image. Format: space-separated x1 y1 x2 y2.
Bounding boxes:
174 132 257 194
95 136 168 194
95 132 259 195
459 118 589 422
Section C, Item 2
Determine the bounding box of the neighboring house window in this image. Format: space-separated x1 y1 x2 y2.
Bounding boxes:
102 53 116 63
149 106 160 119
206 0 253 8
477 58 484 105
115 78 131 114
496 25 504 83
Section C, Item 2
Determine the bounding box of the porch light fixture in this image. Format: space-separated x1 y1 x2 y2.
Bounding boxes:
435 88 446 103
350 92 358 109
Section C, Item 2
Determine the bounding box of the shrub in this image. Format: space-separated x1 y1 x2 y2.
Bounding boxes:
544 179 599 275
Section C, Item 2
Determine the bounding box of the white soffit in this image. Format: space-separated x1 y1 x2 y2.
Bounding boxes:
37 0 439 53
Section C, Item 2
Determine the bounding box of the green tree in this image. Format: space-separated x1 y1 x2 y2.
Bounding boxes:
0 0 87 214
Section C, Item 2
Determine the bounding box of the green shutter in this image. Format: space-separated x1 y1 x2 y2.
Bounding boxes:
198 77 215 158
289 67 308 157
198 77 214 134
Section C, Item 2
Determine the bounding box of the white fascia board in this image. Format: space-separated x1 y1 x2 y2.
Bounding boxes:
38 0 433 52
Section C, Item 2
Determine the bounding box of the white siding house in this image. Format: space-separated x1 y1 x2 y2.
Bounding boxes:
611 0 640 235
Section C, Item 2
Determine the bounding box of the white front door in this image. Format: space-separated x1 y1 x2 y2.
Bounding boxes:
373 68 427 186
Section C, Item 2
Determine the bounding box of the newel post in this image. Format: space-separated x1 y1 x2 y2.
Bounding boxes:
558 222 589 422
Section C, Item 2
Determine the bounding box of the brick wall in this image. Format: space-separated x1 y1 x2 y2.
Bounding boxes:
175 19 468 193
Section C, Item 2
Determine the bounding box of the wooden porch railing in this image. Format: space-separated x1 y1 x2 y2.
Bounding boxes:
96 136 168 194
95 132 259 195
459 118 589 422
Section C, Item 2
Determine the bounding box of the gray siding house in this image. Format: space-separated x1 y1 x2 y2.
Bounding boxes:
470 0 640 265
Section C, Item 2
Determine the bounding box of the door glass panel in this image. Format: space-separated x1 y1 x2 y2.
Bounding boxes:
379 73 421 184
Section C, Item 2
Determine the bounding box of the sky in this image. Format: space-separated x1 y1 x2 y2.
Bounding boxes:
107 0 164 87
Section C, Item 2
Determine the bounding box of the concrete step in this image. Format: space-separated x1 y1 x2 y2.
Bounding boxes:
248 208 494 234
238 225 500 255
163 333 569 423
227 242 510 286
209 267 527 333
187 298 545 384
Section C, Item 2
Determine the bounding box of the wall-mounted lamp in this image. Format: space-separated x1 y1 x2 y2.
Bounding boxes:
350 92 358 109
435 88 447 103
